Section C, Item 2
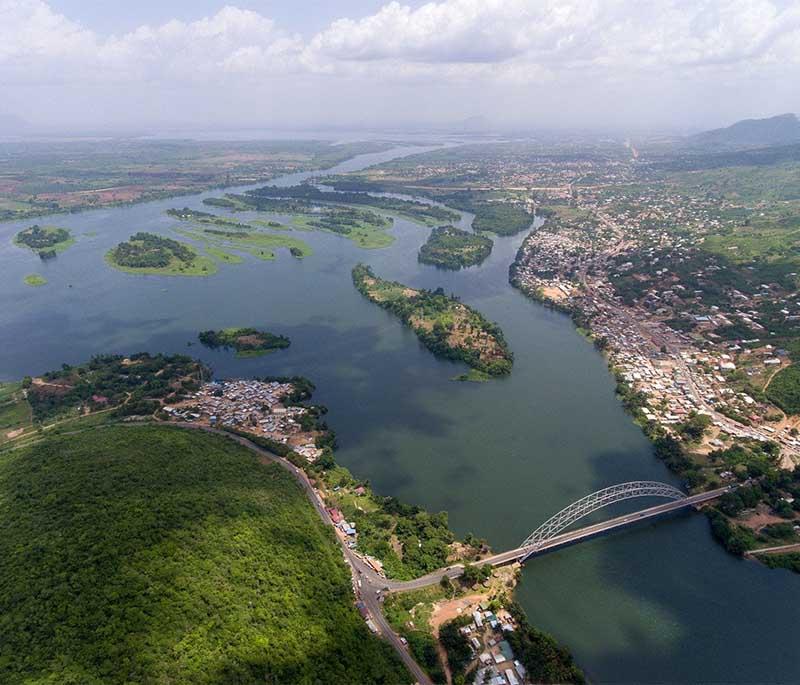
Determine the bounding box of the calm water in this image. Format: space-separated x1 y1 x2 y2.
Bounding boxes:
2 146 799 683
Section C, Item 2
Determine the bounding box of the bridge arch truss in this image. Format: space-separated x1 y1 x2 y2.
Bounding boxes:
520 481 686 556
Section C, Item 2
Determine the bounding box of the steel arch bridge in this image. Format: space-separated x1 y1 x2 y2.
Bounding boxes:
520 481 686 556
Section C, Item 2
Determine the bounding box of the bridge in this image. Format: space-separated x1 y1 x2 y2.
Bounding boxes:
200 428 733 685
380 481 733 592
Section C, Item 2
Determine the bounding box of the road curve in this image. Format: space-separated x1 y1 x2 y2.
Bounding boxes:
179 424 432 685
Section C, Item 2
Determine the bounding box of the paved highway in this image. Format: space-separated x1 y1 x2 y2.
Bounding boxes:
183 425 432 685
179 425 730 684
381 485 733 592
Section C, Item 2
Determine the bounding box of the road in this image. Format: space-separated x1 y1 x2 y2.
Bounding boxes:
379 486 732 592
179 425 729 684
183 425 433 685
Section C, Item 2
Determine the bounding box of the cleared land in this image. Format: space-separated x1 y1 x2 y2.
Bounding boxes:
352 264 513 376
0 424 410 684
0 139 392 222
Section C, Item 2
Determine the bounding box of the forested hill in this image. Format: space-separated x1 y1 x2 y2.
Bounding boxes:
689 113 800 149
0 425 409 685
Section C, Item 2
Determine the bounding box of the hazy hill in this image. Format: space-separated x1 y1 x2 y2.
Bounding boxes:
690 113 800 149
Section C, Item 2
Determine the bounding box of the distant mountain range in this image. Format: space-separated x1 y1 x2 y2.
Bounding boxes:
689 113 800 149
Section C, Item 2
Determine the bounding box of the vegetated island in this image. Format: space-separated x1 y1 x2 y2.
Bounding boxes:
203 193 398 249
418 224 493 269
13 224 75 258
106 231 217 276
174 225 311 261
352 263 513 377
198 328 291 358
23 273 47 287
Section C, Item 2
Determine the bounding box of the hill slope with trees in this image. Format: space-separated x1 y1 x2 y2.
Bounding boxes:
0 425 409 685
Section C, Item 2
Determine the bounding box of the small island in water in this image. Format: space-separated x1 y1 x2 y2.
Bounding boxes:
14 225 75 259
352 263 512 377
106 232 216 276
198 328 291 357
418 225 493 269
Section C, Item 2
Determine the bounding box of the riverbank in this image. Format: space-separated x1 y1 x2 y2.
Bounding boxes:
510 227 800 574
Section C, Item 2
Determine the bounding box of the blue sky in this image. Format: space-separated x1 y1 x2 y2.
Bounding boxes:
2 1 799 134
47 1 402 35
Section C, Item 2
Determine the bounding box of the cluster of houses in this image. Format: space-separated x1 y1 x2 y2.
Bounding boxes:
166 379 324 460
461 604 529 685
511 186 800 462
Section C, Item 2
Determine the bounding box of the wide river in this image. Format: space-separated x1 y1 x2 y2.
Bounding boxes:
2 145 799 683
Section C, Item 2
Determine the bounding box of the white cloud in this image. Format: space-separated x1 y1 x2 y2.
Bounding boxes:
0 0 798 129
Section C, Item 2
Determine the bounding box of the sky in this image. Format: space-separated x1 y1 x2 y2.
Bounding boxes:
1 0 799 135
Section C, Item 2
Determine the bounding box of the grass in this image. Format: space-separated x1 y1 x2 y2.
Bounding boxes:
206 245 244 264
0 383 32 442
766 364 800 415
23 274 47 286
291 214 394 249
0 425 410 684
177 227 312 261
453 369 492 382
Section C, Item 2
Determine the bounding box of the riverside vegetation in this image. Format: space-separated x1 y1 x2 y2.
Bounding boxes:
352 264 513 376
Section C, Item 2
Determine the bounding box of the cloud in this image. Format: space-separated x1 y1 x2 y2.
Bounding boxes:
0 2 304 83
0 0 798 130
2 0 799 86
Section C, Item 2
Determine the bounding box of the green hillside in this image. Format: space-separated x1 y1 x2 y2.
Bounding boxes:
0 425 409 685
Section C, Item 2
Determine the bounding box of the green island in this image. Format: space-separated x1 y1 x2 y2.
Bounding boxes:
352 264 513 376
107 232 217 276
418 225 493 269
291 207 394 248
23 273 47 287
175 226 311 261
204 193 397 248
13 224 75 258
323 176 533 236
198 328 291 357
0 424 409 684
166 206 253 229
